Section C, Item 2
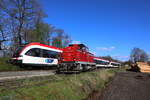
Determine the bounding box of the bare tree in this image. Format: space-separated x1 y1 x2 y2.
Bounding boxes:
130 48 149 63
0 0 71 55
0 12 11 50
63 34 71 47
0 0 45 47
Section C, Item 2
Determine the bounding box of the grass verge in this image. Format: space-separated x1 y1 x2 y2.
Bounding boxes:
0 69 119 100
0 58 21 71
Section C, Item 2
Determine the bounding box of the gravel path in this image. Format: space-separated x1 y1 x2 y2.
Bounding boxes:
0 70 55 81
98 72 150 100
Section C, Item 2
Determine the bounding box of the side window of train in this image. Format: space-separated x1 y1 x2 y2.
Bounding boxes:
82 47 86 51
42 50 49 58
25 48 41 57
42 49 59 58
48 51 59 58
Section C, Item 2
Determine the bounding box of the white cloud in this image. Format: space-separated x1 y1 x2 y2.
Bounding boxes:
96 46 115 51
112 55 129 61
113 55 129 59
72 40 81 44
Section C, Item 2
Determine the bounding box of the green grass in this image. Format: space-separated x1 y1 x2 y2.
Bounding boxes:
0 58 21 71
0 69 119 100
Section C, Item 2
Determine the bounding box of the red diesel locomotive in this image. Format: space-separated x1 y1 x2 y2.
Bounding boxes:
57 44 96 72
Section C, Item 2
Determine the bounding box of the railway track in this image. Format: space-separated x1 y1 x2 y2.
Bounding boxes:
0 70 55 81
0 67 113 81
0 70 56 91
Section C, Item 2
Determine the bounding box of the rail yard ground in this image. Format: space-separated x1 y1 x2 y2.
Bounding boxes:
86 71 150 100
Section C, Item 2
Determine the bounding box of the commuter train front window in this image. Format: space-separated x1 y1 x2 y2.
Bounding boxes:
25 48 41 57
13 47 24 57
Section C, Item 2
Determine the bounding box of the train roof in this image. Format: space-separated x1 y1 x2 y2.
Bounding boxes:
94 57 121 64
19 42 63 55
94 57 109 62
110 61 121 64
26 42 63 50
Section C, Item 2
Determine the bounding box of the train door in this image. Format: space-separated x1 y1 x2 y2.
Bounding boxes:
23 48 43 65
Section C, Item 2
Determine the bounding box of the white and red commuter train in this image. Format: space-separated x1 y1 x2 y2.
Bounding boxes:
11 42 121 71
108 61 121 68
94 57 121 68
11 42 63 66
94 57 110 68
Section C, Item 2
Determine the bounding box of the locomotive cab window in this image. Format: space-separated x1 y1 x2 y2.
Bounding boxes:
85 47 89 52
25 48 41 57
79 44 89 52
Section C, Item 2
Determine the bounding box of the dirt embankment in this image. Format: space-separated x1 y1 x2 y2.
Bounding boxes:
86 72 150 100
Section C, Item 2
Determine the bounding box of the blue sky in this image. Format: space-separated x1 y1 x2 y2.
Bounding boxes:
40 0 150 61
